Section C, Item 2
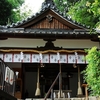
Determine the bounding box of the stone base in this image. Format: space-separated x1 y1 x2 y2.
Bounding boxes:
76 94 85 98
18 96 100 100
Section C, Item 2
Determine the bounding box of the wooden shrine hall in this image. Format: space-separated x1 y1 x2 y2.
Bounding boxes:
0 0 100 99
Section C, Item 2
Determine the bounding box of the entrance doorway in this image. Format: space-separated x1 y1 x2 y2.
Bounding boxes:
22 63 86 98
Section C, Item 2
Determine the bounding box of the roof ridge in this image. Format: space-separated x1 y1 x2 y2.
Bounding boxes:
45 0 54 5
41 0 57 11
5 0 90 29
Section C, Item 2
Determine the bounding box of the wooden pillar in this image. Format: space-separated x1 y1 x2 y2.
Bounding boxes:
58 63 63 98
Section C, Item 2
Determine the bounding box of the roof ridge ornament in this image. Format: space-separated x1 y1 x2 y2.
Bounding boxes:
41 0 57 10
45 0 54 4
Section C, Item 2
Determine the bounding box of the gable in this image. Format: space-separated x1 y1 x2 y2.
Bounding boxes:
15 9 84 30
28 15 71 29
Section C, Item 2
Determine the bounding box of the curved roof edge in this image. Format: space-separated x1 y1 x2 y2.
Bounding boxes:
4 0 90 29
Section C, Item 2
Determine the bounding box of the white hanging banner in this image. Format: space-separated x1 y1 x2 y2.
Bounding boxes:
75 52 78 63
9 70 14 85
5 67 10 83
20 51 23 62
0 53 87 64
39 53 42 63
57 52 60 63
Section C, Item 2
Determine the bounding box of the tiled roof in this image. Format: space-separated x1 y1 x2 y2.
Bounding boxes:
0 0 97 41
5 0 90 29
0 27 97 39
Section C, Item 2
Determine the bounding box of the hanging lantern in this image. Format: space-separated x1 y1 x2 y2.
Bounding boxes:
20 51 23 62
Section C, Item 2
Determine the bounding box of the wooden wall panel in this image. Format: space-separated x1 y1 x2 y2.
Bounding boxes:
58 20 64 29
41 19 45 28
54 19 58 28
30 17 71 29
50 18 54 28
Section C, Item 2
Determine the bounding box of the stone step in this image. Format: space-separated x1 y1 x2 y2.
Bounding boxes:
17 96 98 100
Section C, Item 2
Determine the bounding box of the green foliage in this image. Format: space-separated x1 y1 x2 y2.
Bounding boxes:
85 0 100 28
53 0 78 14
54 0 100 29
8 0 25 23
82 47 100 96
7 0 24 8
0 0 13 25
0 0 24 25
68 0 100 28
54 0 68 13
10 4 33 23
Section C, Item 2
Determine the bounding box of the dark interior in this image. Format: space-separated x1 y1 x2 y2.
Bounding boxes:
23 63 86 73
21 63 86 98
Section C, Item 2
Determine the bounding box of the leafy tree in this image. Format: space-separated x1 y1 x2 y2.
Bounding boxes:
0 0 12 25
54 0 100 29
7 0 24 8
82 47 100 96
0 0 24 25
54 0 68 14
85 0 100 28
54 0 78 14
10 4 33 23
68 0 100 29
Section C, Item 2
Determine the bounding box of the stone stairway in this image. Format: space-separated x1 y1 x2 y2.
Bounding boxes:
18 98 86 100
17 97 99 100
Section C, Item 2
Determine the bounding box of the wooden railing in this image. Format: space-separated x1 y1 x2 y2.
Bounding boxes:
0 89 17 100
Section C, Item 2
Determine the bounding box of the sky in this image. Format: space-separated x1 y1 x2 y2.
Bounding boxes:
24 0 44 14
